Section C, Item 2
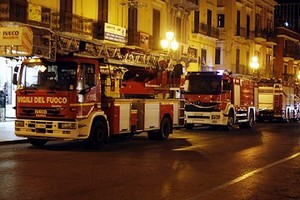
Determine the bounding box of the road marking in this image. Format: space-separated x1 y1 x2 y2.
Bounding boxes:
185 152 300 200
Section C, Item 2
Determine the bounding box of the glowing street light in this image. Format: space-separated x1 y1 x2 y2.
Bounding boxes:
250 56 259 70
161 31 179 52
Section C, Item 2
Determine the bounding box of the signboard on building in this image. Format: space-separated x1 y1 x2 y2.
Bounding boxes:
0 27 33 56
28 3 42 22
104 23 126 43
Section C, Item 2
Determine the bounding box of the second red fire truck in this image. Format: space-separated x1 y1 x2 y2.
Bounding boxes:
182 70 256 130
256 78 299 122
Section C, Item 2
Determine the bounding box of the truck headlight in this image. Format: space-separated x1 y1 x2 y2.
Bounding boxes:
15 120 24 127
58 122 77 129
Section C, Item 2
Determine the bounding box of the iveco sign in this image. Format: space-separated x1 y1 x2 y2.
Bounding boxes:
0 27 33 56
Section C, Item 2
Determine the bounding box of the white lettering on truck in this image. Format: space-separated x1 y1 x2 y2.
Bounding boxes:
46 97 68 104
17 96 68 104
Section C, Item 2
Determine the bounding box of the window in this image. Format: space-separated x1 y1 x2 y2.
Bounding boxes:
128 8 138 44
246 15 250 38
255 14 262 35
98 0 108 22
217 14 225 27
236 49 240 73
153 9 161 50
176 17 181 41
246 51 250 75
194 11 200 33
79 63 96 90
215 47 221 64
207 9 212 36
283 64 288 75
60 0 72 30
236 10 240 36
201 49 207 71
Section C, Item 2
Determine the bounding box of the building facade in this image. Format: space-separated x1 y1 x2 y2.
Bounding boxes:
216 0 277 77
274 2 300 81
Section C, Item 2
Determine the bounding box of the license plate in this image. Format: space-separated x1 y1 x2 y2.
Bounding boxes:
35 124 46 129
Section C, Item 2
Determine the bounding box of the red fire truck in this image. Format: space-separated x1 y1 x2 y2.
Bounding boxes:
182 70 256 130
11 31 184 148
256 78 298 122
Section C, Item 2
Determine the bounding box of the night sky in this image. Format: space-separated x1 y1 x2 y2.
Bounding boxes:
276 0 300 3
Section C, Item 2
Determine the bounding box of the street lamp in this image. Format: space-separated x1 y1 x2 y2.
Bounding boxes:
160 31 179 53
250 56 259 70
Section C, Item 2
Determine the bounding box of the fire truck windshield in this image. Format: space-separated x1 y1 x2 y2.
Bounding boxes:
186 74 222 94
20 61 77 91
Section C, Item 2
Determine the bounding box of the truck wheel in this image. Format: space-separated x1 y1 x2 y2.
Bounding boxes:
147 117 172 140
185 123 194 130
28 138 48 147
223 111 234 131
158 117 172 140
240 111 254 129
85 120 108 149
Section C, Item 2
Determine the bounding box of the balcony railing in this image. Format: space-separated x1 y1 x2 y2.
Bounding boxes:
127 31 151 49
52 12 94 36
255 28 267 40
172 0 198 11
246 30 255 40
194 23 219 38
235 27 246 37
284 45 300 60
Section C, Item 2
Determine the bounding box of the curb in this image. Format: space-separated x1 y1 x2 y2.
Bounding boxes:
0 139 28 145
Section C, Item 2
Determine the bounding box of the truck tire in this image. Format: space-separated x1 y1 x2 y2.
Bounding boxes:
147 116 172 140
85 120 108 149
185 123 194 130
158 117 172 140
28 138 48 147
240 111 254 129
223 110 234 131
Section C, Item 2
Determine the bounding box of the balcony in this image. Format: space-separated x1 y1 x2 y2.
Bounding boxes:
255 28 267 42
266 31 277 45
283 45 300 60
52 12 94 37
127 31 151 49
235 27 246 38
194 23 219 39
246 30 255 40
172 0 198 12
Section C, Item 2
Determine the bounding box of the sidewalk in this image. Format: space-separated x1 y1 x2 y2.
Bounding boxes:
0 118 27 144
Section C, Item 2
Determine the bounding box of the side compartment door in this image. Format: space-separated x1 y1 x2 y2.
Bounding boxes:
119 103 131 132
144 103 160 130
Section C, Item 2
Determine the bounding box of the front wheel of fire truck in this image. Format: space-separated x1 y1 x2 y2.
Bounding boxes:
240 111 255 129
223 110 234 131
28 138 48 147
85 120 108 149
148 116 172 140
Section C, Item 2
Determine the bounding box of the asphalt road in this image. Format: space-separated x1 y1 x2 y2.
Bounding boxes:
0 122 299 200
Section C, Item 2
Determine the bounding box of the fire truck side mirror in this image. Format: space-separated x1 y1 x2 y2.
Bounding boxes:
14 66 19 72
12 66 19 85
12 74 18 85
